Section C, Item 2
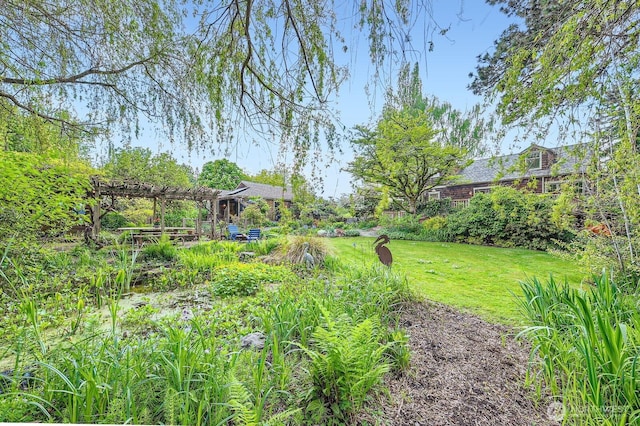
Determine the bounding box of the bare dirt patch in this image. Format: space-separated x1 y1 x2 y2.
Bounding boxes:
363 301 554 426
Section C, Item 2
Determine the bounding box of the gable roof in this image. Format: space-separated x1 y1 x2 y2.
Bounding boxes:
219 181 294 201
456 144 590 185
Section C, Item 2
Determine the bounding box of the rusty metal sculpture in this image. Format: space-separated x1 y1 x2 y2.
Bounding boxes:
374 234 393 267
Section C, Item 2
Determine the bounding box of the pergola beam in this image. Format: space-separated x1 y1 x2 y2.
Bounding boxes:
90 177 219 237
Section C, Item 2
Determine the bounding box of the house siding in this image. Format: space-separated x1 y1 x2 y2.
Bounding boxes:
440 178 545 202
434 144 587 205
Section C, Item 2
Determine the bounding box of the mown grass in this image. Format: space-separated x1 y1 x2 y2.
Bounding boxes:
327 237 585 324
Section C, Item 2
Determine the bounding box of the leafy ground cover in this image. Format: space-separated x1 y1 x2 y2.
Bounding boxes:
327 237 585 324
0 238 414 424
5 236 632 425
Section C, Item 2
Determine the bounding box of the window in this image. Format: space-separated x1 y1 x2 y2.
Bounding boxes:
545 179 584 194
452 199 470 208
526 151 542 169
427 191 440 200
473 187 492 195
544 180 564 193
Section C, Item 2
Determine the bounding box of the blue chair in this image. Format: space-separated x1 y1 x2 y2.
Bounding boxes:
247 228 261 242
228 224 240 240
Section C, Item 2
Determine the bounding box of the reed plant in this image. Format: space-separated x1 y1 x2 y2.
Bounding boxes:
244 238 281 256
1 242 414 424
519 273 640 424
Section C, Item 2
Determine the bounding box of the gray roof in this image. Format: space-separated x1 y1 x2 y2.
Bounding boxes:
455 144 590 185
219 181 294 201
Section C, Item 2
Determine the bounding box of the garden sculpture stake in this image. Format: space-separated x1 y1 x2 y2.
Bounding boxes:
302 242 315 269
374 234 393 267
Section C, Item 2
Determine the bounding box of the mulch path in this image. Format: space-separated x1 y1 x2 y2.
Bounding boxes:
360 301 556 426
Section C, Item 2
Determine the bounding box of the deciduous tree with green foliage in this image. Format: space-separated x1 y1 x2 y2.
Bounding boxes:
248 169 286 187
347 110 470 214
349 62 487 215
472 0 640 281
197 159 246 190
387 63 491 156
0 0 442 161
103 147 194 187
0 105 94 244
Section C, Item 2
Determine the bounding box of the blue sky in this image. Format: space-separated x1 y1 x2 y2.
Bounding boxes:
117 1 515 197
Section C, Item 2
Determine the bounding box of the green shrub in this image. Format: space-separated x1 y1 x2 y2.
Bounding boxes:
380 215 423 235
418 198 453 217
421 216 447 231
344 229 361 237
142 236 177 261
242 203 268 227
446 188 572 250
210 263 294 297
356 219 378 229
100 212 129 230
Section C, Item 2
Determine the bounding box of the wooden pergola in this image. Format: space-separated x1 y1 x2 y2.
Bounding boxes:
90 177 220 238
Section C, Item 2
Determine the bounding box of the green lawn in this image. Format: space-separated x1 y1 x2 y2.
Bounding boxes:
327 237 585 325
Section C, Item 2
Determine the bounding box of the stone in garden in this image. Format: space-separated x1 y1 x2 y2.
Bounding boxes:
241 332 266 350
181 308 194 321
239 251 255 262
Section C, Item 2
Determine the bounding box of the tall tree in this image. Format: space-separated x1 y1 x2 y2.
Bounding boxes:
471 1 640 280
387 63 490 156
347 110 470 214
248 169 287 187
1 0 443 159
103 147 193 187
471 1 640 129
348 62 486 214
197 159 246 190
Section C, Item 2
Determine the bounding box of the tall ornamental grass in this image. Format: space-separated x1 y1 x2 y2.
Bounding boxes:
519 274 640 425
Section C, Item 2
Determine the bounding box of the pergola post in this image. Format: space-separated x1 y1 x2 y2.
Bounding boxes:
87 178 219 241
212 198 218 239
195 200 201 237
92 184 101 238
160 197 166 233
153 197 157 225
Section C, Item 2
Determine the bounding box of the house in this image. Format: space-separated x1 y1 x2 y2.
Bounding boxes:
430 144 589 208
216 181 294 222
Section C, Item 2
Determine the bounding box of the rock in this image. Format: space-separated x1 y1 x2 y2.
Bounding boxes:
317 230 328 237
0 369 35 393
181 308 194 321
241 332 266 350
239 251 255 262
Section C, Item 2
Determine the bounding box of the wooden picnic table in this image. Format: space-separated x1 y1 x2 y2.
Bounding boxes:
117 227 196 233
117 227 198 245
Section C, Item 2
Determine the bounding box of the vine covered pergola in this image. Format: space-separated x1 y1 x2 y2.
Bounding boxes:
90 177 220 238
